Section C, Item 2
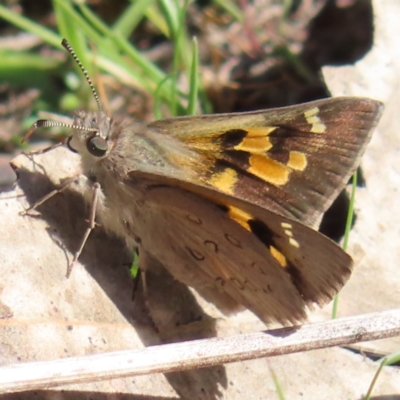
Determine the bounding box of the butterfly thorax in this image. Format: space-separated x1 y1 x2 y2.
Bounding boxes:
69 112 205 249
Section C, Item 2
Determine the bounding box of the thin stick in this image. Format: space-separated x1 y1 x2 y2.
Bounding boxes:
0 309 399 393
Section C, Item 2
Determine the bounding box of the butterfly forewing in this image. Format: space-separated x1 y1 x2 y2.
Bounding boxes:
149 97 383 226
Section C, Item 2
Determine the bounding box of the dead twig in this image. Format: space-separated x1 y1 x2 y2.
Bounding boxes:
1 308 400 393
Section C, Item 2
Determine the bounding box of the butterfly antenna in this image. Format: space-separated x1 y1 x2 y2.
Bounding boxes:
61 38 103 112
21 119 97 144
22 39 103 143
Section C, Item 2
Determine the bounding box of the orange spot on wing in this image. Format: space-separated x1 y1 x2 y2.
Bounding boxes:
209 168 238 195
248 154 289 186
233 127 276 152
270 246 287 267
304 107 326 134
245 127 277 136
228 206 253 231
287 151 307 171
235 136 272 153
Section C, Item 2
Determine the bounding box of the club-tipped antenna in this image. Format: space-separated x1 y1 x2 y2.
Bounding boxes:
22 39 103 144
21 119 98 144
61 38 103 112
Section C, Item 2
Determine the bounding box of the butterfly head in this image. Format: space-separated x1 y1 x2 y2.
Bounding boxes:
67 110 112 160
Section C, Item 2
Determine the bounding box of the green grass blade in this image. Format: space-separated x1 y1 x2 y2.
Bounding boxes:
364 358 387 400
187 37 199 115
158 0 179 40
377 350 400 366
112 0 156 37
269 364 286 400
0 5 62 48
52 0 104 47
332 172 358 319
213 0 243 21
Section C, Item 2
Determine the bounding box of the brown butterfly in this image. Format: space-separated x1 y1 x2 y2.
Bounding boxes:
24 39 383 326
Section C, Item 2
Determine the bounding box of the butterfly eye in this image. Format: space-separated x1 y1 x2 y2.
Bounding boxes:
87 135 108 157
66 136 78 153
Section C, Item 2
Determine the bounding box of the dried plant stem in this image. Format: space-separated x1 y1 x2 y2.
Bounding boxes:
1 309 400 394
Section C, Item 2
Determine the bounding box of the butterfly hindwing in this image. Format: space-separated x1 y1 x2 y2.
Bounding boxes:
127 171 352 325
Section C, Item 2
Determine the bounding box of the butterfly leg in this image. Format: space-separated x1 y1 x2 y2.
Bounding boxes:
22 141 65 157
66 182 101 277
19 174 80 216
137 245 150 301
